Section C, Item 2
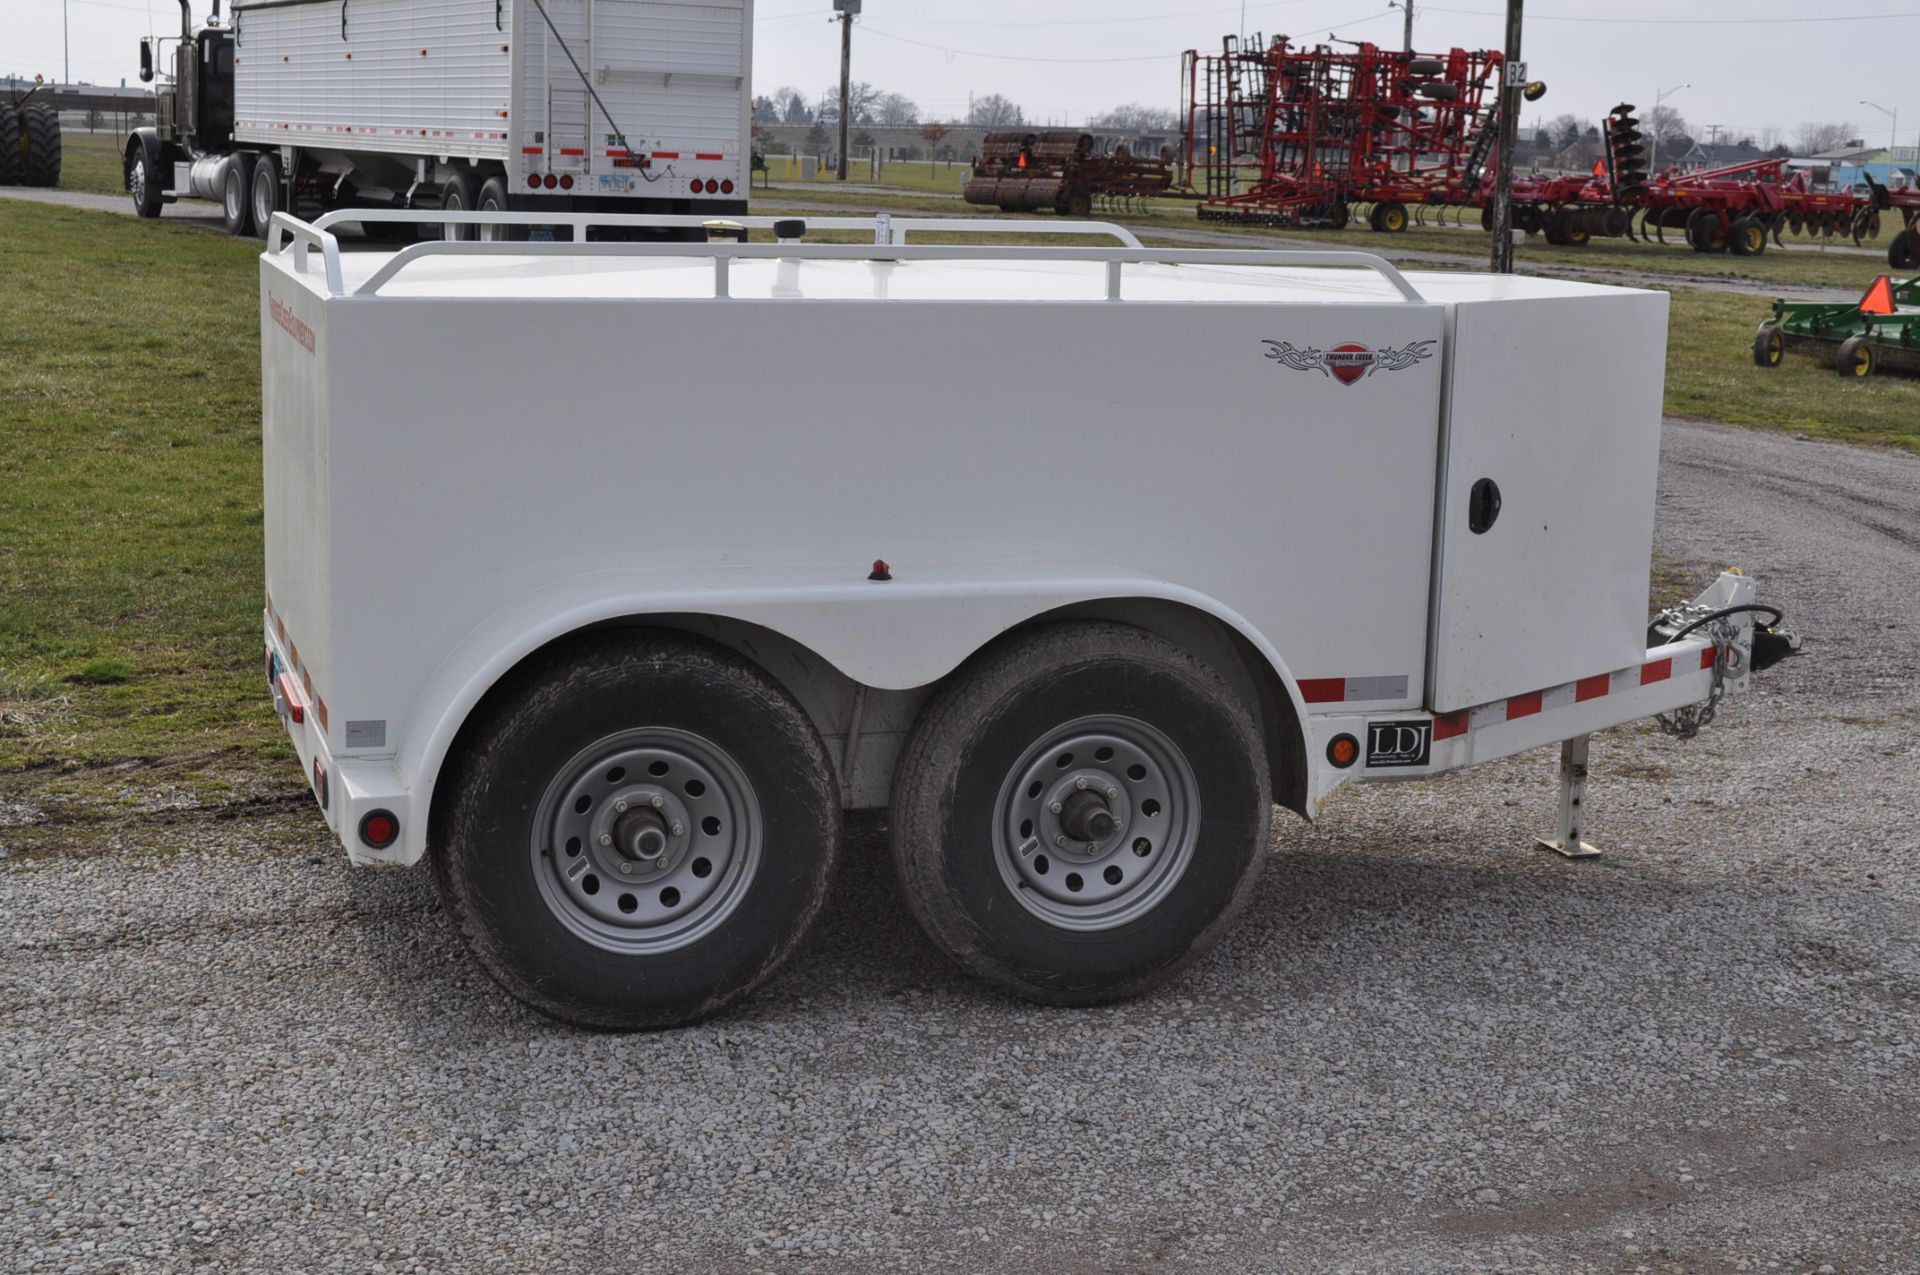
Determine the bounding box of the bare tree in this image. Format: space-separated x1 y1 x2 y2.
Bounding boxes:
772 87 811 125
1791 120 1859 155
818 81 882 126
1643 105 1690 151
1757 126 1783 151
1546 114 1591 153
919 121 951 175
751 96 780 125
875 93 920 127
967 93 1025 128
1089 103 1180 133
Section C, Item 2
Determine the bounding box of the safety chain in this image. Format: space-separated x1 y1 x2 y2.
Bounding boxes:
1656 617 1741 741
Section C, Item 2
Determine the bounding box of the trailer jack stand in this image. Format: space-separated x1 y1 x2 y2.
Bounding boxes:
1535 734 1601 859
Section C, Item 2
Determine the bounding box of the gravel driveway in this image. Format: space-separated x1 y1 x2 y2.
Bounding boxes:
3 421 1916 1274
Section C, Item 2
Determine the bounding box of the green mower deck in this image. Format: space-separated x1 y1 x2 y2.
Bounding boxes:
1754 274 1920 378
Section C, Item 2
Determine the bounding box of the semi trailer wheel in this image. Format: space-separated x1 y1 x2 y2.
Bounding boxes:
440 170 480 240
222 155 255 236
250 155 282 239
475 175 527 241
431 632 841 1029
0 103 23 185
20 102 61 187
1836 337 1876 379
125 143 163 218
1752 323 1784 368
889 623 1270 1006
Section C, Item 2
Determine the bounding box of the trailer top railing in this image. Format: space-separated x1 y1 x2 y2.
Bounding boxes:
267 210 1428 304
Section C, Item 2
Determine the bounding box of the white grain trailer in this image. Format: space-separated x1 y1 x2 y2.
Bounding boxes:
127 0 749 236
259 211 1793 1029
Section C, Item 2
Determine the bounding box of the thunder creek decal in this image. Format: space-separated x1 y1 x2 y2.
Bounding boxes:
1262 338 1436 385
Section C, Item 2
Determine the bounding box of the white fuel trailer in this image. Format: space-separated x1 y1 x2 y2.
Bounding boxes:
127 0 749 237
259 211 1794 1029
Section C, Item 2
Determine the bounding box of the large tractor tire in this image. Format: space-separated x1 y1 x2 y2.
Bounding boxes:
20 102 61 187
0 103 22 185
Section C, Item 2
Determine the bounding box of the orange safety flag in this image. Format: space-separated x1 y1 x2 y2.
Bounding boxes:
1860 274 1897 316
1593 158 1607 178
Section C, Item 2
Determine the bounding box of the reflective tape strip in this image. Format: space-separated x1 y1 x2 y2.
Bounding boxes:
1641 657 1673 685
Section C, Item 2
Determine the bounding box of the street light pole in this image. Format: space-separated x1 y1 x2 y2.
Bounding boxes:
1861 99 1899 161
64 0 70 84
1647 81 1690 175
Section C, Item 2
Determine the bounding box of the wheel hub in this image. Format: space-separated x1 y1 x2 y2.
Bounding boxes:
995 714 1200 931
530 728 761 954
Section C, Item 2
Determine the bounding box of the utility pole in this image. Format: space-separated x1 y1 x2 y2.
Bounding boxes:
1402 0 1414 52
1490 0 1523 274
834 0 859 182
64 0 70 85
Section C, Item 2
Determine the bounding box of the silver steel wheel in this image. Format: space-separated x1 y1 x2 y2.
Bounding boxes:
993 714 1200 932
224 171 244 223
477 194 509 241
129 157 148 207
530 727 762 955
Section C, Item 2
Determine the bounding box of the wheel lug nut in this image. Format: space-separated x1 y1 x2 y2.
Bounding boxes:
671 823 685 837
598 833 612 847
1106 787 1118 799
619 862 633 874
1075 778 1088 791
1054 835 1067 847
615 799 628 813
651 795 665 809
1049 802 1063 814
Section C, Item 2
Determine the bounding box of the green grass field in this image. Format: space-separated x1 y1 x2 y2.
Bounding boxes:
1 198 1914 816
54 130 128 198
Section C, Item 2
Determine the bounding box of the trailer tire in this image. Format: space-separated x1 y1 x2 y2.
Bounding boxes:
125 141 163 218
1729 216 1766 257
1375 200 1408 233
440 169 480 240
431 631 841 1030
250 155 283 240
1686 207 1727 253
0 103 21 186
1836 337 1876 379
21 103 61 187
475 174 528 241
222 154 256 237
1752 323 1784 368
889 623 1270 1006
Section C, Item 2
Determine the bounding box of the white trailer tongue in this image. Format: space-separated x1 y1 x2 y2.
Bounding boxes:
255 211 1792 1027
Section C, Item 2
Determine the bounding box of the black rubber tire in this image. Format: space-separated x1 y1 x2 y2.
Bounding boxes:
431 631 840 1030
1067 189 1092 218
0 103 23 186
1889 228 1919 271
250 155 283 240
221 154 255 236
1414 82 1459 100
475 174 528 241
1729 215 1765 257
1376 200 1408 233
1836 336 1876 379
125 143 163 218
1407 58 1446 75
1687 207 1727 253
889 623 1271 1006
1752 323 1784 369
438 169 480 240
21 103 61 187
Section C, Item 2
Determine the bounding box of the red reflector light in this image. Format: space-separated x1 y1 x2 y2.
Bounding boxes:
543 173 558 189
359 810 399 850
720 179 734 194
559 173 574 190
313 759 329 811
527 173 541 189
